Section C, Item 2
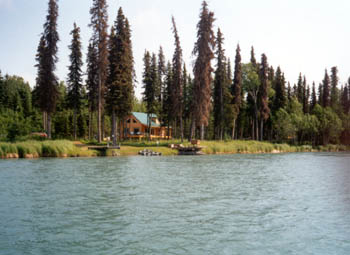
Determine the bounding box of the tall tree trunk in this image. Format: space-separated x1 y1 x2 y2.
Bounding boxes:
174 118 177 139
73 108 77 140
180 115 184 143
43 111 47 133
111 109 117 146
189 117 195 141
254 104 259 141
232 118 236 140
184 117 188 141
260 119 264 141
97 76 102 143
88 111 92 140
47 113 52 139
148 113 151 141
200 124 205 140
102 113 105 141
251 119 255 140
255 117 259 141
167 121 170 140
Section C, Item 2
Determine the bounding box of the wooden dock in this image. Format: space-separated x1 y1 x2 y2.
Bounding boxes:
87 146 120 151
177 146 204 156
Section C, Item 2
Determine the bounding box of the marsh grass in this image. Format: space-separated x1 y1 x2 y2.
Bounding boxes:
0 140 96 158
0 139 348 159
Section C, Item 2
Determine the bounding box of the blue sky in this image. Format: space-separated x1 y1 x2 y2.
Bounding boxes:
0 0 349 97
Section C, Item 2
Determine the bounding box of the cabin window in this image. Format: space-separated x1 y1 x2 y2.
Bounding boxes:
133 119 137 123
127 119 131 123
134 128 140 134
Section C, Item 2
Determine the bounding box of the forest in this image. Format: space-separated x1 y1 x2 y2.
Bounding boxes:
0 0 349 146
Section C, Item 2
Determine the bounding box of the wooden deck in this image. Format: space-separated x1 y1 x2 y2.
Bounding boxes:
177 146 204 155
87 146 120 151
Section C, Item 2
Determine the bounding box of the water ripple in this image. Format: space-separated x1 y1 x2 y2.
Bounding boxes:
0 153 350 254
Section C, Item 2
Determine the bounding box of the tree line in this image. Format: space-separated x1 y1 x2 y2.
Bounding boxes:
0 0 349 145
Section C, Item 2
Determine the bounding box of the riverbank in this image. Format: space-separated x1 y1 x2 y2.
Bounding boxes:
0 140 96 159
0 140 349 159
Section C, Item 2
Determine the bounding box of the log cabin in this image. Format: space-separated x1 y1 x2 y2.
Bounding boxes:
120 112 172 140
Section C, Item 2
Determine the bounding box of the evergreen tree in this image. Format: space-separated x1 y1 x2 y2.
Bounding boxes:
192 1 215 140
163 62 174 138
107 8 134 145
268 66 275 88
258 54 270 140
182 64 191 136
297 73 303 104
273 66 286 111
35 0 60 139
171 17 184 141
302 76 308 113
213 29 226 140
142 51 158 140
330 66 339 109
318 82 324 106
341 82 349 114
287 82 292 102
157 46 166 109
231 44 242 139
250 46 257 70
67 23 83 140
305 84 310 114
311 82 317 111
89 0 109 142
322 69 331 107
86 43 99 139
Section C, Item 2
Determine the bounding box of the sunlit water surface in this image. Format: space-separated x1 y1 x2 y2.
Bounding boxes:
0 153 350 254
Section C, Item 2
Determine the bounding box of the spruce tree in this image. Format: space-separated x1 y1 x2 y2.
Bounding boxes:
163 62 174 138
107 8 134 145
297 73 303 104
302 76 308 113
142 51 158 140
157 46 166 109
67 23 83 140
182 64 189 136
213 29 226 140
322 69 330 107
192 1 215 140
287 82 292 102
318 82 324 106
268 66 275 88
35 0 60 139
89 0 109 143
250 46 257 70
273 66 286 111
341 82 349 114
171 17 184 141
231 44 242 140
311 82 317 111
258 54 270 140
330 66 339 109
86 43 99 139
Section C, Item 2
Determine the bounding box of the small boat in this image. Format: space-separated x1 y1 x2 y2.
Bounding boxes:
138 149 162 156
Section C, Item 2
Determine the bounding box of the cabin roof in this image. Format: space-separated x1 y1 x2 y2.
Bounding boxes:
132 112 160 127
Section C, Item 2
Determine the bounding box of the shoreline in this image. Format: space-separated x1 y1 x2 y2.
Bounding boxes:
0 140 349 159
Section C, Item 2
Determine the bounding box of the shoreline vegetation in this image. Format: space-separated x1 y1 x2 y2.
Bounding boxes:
0 140 349 159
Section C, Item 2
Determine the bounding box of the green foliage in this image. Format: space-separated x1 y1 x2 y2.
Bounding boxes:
272 108 296 142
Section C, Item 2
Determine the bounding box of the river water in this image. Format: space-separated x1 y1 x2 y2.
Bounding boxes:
0 153 350 254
